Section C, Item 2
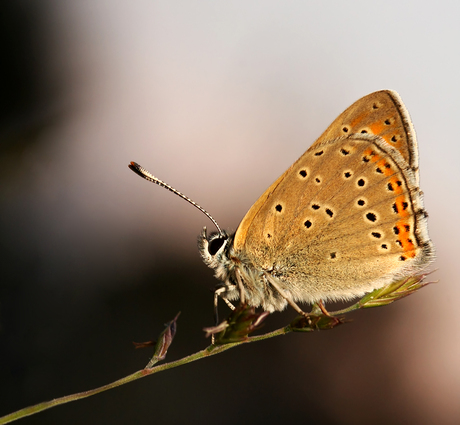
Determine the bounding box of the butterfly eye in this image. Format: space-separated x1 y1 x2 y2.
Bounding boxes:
208 237 226 256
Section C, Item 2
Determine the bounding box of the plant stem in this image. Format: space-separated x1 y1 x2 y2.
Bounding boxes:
0 325 291 425
0 273 430 424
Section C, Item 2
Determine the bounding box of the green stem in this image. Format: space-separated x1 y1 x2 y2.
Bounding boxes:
0 326 292 425
0 273 429 424
328 301 362 316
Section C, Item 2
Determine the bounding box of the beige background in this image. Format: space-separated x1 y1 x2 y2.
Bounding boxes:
1 1 458 424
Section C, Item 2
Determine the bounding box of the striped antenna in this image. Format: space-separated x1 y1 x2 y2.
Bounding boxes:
129 161 223 235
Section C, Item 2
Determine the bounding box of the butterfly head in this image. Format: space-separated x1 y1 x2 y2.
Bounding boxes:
198 227 238 279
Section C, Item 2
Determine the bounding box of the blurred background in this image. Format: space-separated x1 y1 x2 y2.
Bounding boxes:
1 1 458 424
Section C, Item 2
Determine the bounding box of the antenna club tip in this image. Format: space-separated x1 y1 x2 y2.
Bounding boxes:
129 162 146 179
129 162 144 174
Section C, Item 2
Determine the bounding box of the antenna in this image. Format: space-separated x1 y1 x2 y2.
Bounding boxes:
128 161 223 236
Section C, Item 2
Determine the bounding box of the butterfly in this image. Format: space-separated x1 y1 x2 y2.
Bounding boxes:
130 90 434 318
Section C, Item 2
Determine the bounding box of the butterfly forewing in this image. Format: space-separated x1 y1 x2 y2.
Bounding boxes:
313 90 419 181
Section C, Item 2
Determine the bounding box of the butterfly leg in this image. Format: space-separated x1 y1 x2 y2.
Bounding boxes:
214 287 236 326
214 287 224 326
317 300 333 317
235 269 246 304
222 297 236 310
264 273 309 318
212 286 236 344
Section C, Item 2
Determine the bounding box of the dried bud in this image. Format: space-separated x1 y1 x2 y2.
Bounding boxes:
145 312 180 369
290 313 344 332
204 304 269 344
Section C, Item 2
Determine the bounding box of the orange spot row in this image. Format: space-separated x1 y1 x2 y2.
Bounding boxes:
369 122 385 135
377 159 393 176
363 148 380 162
388 176 404 194
394 195 410 218
395 219 416 258
363 149 395 177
